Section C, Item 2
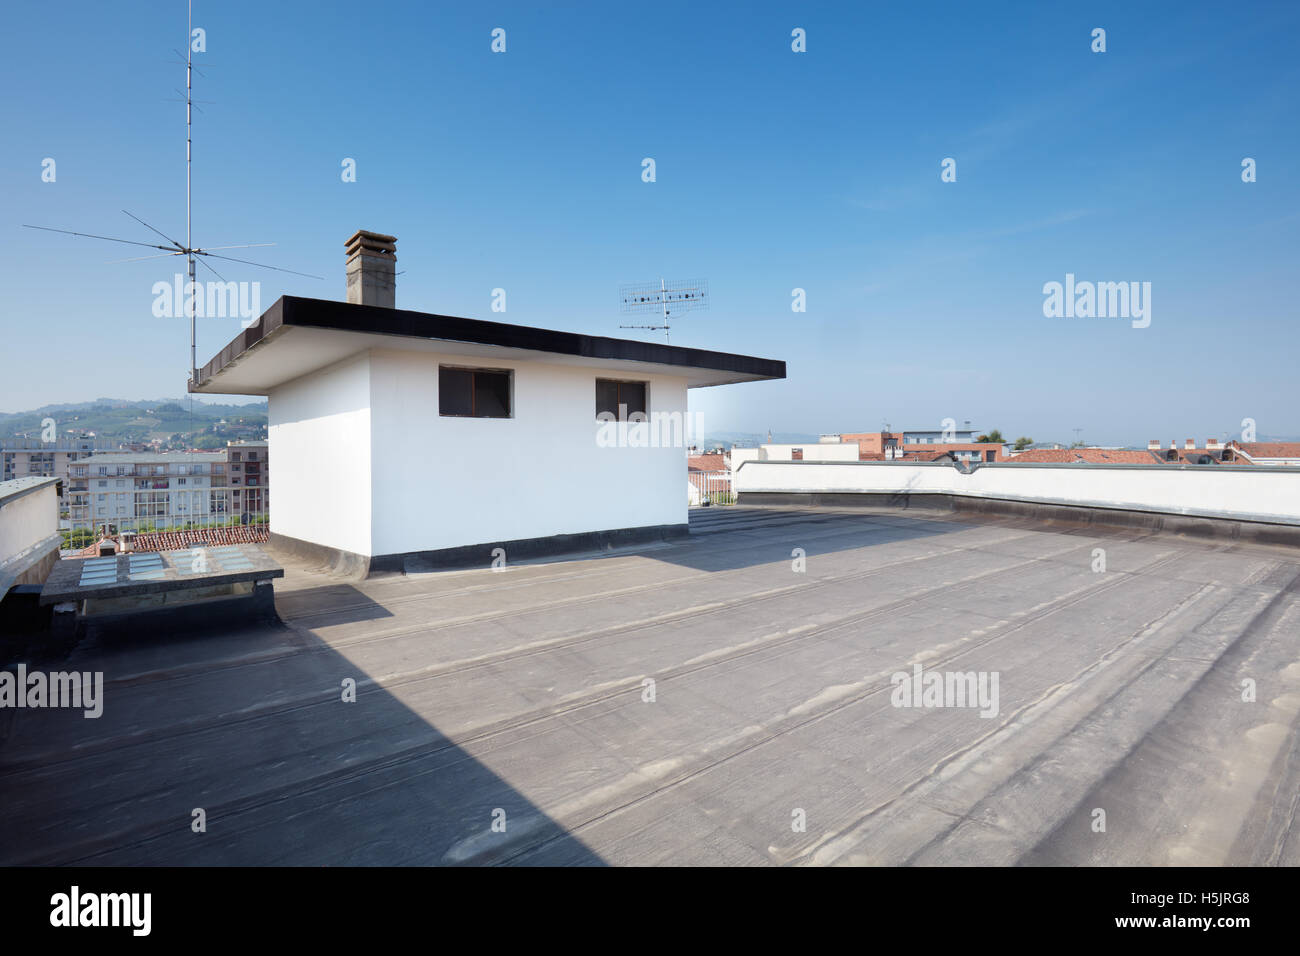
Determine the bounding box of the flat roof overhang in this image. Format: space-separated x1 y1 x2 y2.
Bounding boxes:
190 296 786 395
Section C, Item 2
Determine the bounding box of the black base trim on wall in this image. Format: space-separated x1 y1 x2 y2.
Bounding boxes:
270 523 690 579
737 492 1300 548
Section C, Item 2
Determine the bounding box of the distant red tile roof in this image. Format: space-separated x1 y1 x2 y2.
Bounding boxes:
1235 442 1300 460
1005 448 1161 464
69 525 269 556
688 454 727 473
131 526 269 552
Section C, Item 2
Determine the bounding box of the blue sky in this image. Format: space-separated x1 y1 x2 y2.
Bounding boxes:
2 0 1297 446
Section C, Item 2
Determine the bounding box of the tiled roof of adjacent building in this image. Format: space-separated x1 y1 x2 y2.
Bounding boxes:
687 454 727 473
1236 442 1300 460
1005 448 1162 464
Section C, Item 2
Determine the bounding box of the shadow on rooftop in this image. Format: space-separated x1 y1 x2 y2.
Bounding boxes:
273 583 396 626
0 592 605 866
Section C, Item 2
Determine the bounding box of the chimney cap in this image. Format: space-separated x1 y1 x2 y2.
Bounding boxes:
345 230 397 255
345 229 397 308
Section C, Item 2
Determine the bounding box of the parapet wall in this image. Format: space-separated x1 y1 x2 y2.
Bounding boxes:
733 460 1300 545
0 478 62 594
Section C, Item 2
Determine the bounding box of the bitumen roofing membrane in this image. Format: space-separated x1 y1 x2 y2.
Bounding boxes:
2 505 1298 865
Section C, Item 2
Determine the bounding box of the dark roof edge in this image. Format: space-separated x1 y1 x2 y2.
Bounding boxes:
190 297 286 390
191 296 785 390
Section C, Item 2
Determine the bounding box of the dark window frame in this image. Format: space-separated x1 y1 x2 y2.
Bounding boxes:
595 378 649 422
439 365 514 419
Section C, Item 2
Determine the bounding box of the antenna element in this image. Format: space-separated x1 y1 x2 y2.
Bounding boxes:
619 277 709 344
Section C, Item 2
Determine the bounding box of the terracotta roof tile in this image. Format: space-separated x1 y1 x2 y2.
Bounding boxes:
1237 442 1300 459
687 454 727 473
1005 448 1163 464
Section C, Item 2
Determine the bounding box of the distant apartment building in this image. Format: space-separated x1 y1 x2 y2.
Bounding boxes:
888 443 1005 463
1 436 121 483
842 429 1003 463
841 431 903 456
226 440 269 517
57 438 271 530
67 452 226 528
898 425 980 445
2 436 125 520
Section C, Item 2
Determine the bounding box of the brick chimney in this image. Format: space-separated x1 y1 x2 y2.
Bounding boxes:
1147 439 1161 450
345 230 397 308
1184 438 1196 450
1206 438 1222 450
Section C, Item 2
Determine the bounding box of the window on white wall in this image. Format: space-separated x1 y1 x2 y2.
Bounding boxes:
595 379 648 421
439 366 512 418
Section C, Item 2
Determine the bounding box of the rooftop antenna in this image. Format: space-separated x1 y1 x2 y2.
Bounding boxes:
21 0 322 401
619 277 709 344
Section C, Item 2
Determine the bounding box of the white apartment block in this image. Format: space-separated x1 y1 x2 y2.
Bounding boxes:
1 437 120 485
226 440 269 517
68 452 227 529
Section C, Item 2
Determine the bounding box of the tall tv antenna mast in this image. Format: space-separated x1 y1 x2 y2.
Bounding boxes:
619 277 709 344
22 0 320 390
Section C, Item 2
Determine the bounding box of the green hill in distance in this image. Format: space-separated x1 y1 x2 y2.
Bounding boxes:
0 398 268 450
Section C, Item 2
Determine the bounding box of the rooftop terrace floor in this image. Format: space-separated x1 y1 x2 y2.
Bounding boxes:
3 505 1299 865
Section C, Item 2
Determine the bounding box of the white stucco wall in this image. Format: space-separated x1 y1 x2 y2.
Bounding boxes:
1 481 59 573
367 349 689 557
268 354 373 555
762 443 860 462
734 461 1300 526
730 443 859 467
